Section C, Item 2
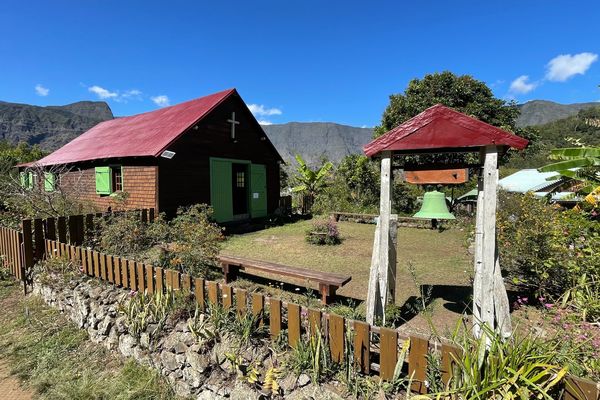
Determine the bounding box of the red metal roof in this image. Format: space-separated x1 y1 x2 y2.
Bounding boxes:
33 88 236 166
363 104 528 157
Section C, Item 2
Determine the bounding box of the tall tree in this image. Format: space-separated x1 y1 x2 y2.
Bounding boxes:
374 71 520 138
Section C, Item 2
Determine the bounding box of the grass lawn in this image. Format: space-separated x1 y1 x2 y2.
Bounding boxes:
0 279 178 400
222 220 473 336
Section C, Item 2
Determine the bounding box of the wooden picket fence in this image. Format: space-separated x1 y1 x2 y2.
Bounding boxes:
0 206 598 399
41 237 600 399
0 209 154 293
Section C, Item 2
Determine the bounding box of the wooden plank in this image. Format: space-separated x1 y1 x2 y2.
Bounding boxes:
287 303 301 348
409 336 429 394
128 260 137 290
181 273 191 292
76 215 85 245
33 219 44 260
308 308 322 336
236 289 247 316
563 375 600 400
121 258 129 288
441 344 461 386
155 267 163 293
171 270 181 290
145 265 154 294
141 209 148 223
99 253 107 280
137 262 145 293
380 327 398 380
149 208 155 222
217 255 351 286
221 285 233 309
68 216 78 244
92 251 100 277
328 314 345 364
252 293 264 325
106 255 114 283
85 214 94 240
85 249 93 276
21 220 34 282
354 321 370 374
57 216 67 243
269 298 281 338
59 242 66 257
194 278 205 310
45 217 56 241
207 281 218 305
113 257 121 286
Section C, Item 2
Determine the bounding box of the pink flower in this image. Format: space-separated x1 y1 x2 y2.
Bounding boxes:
544 303 554 309
129 290 138 297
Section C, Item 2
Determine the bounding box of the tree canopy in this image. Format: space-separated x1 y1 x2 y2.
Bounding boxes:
374 71 520 138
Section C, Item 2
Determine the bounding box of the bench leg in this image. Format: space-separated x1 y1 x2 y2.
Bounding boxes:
222 263 240 284
319 283 338 305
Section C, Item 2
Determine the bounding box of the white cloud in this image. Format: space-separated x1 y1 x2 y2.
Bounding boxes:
88 85 118 99
509 75 538 94
88 85 144 102
545 52 598 82
247 103 282 117
35 84 49 97
151 95 170 107
258 120 273 125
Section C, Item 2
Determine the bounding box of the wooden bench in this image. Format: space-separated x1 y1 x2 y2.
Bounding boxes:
218 255 352 304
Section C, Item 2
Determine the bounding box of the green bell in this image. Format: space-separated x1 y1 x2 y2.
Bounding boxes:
413 190 455 220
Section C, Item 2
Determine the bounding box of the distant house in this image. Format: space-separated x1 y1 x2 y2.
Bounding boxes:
21 89 284 222
458 168 580 206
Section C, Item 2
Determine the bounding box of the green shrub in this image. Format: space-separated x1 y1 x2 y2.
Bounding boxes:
95 204 224 278
497 192 600 313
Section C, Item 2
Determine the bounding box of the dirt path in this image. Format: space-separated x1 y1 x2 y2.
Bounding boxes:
0 361 34 400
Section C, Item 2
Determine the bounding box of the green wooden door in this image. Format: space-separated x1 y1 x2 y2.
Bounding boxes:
210 159 233 222
250 164 267 218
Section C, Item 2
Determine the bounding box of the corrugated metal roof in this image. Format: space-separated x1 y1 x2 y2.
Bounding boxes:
363 104 528 157
33 88 236 166
498 169 563 193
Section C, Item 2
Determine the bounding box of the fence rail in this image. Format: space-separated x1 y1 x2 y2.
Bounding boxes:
0 208 599 399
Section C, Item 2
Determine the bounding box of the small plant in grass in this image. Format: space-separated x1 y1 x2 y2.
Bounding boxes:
305 218 341 245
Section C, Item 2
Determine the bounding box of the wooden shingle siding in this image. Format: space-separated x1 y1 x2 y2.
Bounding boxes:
60 165 158 212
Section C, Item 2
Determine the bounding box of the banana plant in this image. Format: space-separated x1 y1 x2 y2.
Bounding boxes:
538 147 600 194
292 154 333 198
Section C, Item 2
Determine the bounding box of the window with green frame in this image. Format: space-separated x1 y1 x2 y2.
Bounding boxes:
95 166 123 195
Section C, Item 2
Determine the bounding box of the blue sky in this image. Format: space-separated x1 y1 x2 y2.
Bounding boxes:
1 1 599 127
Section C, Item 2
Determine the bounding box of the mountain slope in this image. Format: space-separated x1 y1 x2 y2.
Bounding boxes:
516 100 599 127
261 122 373 165
0 101 113 150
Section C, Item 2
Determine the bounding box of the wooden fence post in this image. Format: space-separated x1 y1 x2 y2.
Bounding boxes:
33 219 44 261
21 220 34 293
354 321 370 374
409 336 429 394
269 298 281 339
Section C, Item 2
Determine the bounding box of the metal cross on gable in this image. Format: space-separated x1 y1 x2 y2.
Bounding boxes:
227 112 240 139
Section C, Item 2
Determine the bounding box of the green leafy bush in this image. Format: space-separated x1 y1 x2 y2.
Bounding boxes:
95 204 224 278
497 192 600 319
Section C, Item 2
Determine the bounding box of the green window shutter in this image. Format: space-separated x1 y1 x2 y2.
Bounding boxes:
250 164 268 218
210 159 233 222
27 172 34 190
44 172 55 192
20 172 27 188
95 166 112 195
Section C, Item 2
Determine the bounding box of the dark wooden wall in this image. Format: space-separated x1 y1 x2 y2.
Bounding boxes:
157 93 281 217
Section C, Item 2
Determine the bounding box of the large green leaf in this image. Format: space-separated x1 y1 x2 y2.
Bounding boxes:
538 158 593 172
549 147 600 159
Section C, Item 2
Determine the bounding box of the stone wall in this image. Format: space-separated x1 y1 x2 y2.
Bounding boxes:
32 274 344 399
